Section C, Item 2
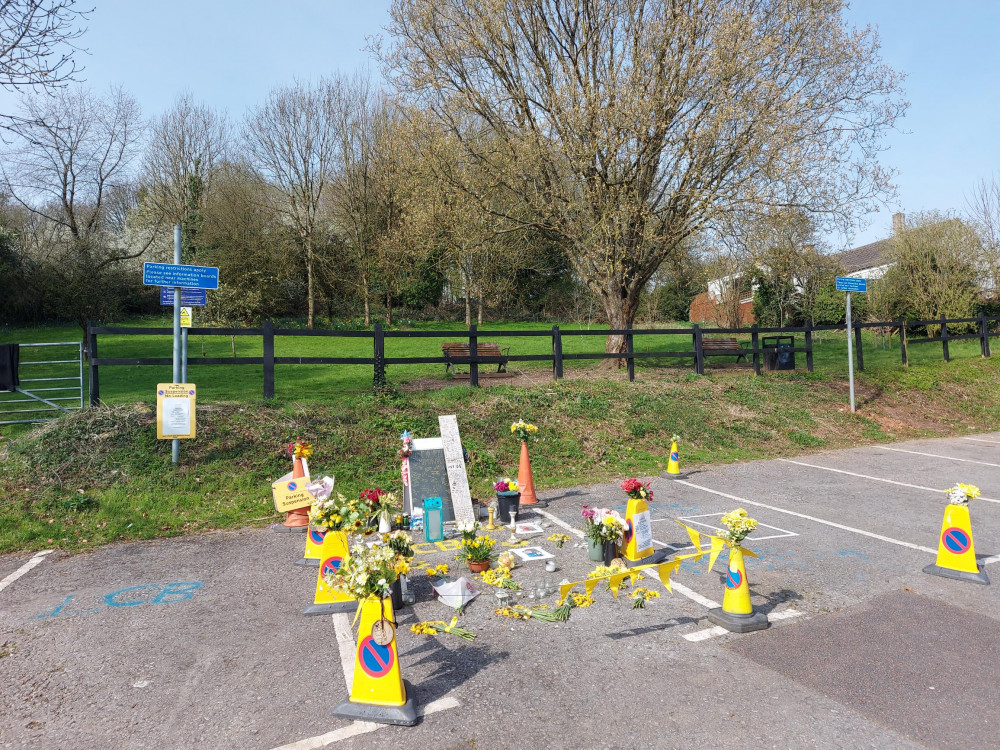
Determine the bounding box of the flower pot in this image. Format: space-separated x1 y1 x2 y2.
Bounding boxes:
497 491 521 524
602 540 617 566
467 559 490 574
587 538 603 561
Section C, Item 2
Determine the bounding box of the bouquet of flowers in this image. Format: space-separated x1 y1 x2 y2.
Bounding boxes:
630 587 660 609
480 567 522 590
720 508 758 546
386 529 414 558
325 543 400 601
287 439 313 460
581 506 626 545
360 488 398 517
510 420 538 442
425 564 450 578
456 534 496 563
494 478 519 493
457 519 481 541
621 478 653 502
946 483 980 505
309 492 372 533
411 617 476 641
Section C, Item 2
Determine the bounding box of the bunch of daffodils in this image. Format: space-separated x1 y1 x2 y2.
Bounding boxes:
410 617 476 641
720 508 758 547
457 519 481 540
325 543 399 601
511 420 539 442
631 588 661 609
309 492 372 534
480 567 522 590
947 483 980 505
457 534 496 563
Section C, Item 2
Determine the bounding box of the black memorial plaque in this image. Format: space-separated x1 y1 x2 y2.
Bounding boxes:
406 448 457 522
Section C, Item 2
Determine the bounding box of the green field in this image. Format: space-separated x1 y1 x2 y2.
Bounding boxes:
0 316 986 412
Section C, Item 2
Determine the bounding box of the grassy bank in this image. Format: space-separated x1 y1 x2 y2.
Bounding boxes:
3 356 1000 556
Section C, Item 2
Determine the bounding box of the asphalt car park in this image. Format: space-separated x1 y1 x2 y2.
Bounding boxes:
3 433 999 749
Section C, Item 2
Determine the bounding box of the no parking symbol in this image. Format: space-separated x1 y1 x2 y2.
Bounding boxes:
321 557 343 578
726 569 743 589
942 527 971 554
358 635 395 678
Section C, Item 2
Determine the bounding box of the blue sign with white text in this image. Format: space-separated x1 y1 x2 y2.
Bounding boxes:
143 262 219 290
835 276 867 293
159 287 207 306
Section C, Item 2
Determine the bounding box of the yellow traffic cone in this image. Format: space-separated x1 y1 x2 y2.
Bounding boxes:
303 531 357 615
295 526 328 568
923 504 989 585
707 547 769 632
332 596 418 726
665 438 685 479
622 497 662 567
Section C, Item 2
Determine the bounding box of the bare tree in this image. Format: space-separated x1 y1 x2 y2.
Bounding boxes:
143 93 231 262
384 0 906 356
244 79 342 328
0 0 89 93
966 175 1000 299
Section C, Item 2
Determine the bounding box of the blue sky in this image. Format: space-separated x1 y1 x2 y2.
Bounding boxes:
9 0 997 250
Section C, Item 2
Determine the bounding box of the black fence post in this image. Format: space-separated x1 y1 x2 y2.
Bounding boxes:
854 322 864 372
86 322 100 406
900 320 908 366
940 314 950 362
985 316 993 358
469 324 479 388
751 324 761 376
693 324 704 375
262 320 275 400
804 320 814 372
625 323 635 382
373 322 386 388
978 312 988 358
552 325 563 380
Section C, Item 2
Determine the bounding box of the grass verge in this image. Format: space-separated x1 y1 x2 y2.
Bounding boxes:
3 356 1000 556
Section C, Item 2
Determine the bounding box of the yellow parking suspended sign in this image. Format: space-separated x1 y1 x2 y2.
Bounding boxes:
180 306 192 328
156 383 196 439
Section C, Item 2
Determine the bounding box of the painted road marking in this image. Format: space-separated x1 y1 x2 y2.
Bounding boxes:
964 437 1000 445
881 446 1000 468
674 479 938 555
777 459 1000 505
269 697 461 750
675 513 799 541
0 550 53 594
332 613 355 691
532 507 719 608
683 609 803 642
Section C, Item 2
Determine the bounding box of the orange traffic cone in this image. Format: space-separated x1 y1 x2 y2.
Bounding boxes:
283 456 310 528
517 440 542 506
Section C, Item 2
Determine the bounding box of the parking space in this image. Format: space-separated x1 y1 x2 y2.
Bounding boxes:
3 433 1000 749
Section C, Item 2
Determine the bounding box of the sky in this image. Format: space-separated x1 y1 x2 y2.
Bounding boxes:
4 0 997 251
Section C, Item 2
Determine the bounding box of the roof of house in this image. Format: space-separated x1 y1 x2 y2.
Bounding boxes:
831 238 891 273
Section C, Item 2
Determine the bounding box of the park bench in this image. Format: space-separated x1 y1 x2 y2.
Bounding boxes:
441 341 511 376
702 337 749 363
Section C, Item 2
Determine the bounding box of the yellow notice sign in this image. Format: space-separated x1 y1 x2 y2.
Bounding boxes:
156 383 196 439
180 307 192 328
272 476 315 512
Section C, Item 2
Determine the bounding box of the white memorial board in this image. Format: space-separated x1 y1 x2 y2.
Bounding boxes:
439 414 475 524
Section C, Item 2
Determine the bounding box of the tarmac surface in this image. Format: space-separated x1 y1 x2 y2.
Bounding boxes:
3 432 1000 749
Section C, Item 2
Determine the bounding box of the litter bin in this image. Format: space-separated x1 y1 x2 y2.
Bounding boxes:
762 335 795 371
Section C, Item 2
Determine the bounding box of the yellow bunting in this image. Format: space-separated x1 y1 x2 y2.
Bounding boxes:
708 537 726 573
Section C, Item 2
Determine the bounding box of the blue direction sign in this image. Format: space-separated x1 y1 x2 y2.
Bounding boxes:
160 287 207 306
143 262 219 290
835 276 867 293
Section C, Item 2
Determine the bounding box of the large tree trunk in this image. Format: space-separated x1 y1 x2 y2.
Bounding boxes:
600 284 641 366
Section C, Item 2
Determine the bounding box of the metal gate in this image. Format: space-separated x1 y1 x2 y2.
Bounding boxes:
0 341 85 425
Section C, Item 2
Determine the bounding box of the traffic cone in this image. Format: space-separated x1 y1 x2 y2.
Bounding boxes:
332 596 418 726
295 526 328 568
707 547 769 633
621 497 665 568
283 455 310 528
517 440 543 506
303 531 357 615
923 504 989 585
665 439 685 479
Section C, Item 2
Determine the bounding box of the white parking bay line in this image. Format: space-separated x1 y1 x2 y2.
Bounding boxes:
674 480 937 555
270 697 461 750
881 446 1000 468
778 459 1000 505
332 613 355 691
964 437 1000 445
532 507 584 537
684 609 803 642
0 550 54 594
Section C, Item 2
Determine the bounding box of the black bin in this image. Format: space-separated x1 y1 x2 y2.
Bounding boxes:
762 336 795 371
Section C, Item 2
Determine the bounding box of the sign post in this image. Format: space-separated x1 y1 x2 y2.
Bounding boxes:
835 276 868 413
143 235 218 463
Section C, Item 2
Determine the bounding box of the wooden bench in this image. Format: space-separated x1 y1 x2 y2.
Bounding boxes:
442 342 511 376
702 337 749 363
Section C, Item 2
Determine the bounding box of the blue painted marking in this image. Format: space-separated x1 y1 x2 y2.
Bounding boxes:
151 582 203 604
32 582 205 618
105 584 160 607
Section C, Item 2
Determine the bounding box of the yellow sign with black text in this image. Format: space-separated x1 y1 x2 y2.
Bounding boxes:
272 476 315 513
180 307 192 328
156 383 196 439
